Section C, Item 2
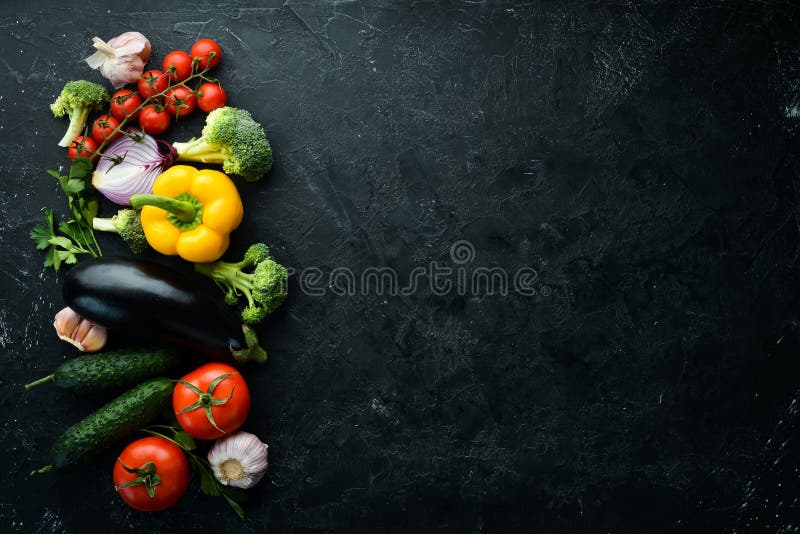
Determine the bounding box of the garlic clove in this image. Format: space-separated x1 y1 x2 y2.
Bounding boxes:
107 32 151 62
53 306 108 352
85 32 151 89
207 431 269 489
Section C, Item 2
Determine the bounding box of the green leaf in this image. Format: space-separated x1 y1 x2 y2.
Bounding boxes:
68 157 93 181
48 236 75 249
222 492 245 520
44 248 56 269
173 430 197 451
30 224 54 250
63 178 85 194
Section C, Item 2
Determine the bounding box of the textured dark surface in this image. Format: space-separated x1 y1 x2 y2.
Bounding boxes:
2 1 800 532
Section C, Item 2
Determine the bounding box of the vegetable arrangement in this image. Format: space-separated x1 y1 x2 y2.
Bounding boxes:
27 33 283 518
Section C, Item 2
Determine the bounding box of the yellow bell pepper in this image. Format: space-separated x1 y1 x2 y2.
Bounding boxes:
130 165 243 263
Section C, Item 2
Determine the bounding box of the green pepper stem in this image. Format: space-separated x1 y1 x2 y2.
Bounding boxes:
24 374 55 390
130 194 197 223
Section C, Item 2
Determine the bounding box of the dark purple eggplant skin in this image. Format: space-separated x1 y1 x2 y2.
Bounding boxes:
63 257 245 360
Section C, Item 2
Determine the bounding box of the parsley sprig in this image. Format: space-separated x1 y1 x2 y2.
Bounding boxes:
31 157 102 269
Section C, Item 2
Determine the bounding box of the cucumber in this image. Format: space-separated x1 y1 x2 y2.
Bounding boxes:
33 377 174 472
24 347 181 394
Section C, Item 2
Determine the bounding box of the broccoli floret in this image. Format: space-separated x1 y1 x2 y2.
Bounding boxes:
195 242 288 324
91 209 148 254
51 80 110 147
171 106 273 182
252 259 288 314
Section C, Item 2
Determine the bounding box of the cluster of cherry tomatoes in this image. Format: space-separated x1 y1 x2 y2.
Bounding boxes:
69 38 228 161
113 362 252 511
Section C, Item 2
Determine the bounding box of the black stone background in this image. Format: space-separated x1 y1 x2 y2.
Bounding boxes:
2 1 800 532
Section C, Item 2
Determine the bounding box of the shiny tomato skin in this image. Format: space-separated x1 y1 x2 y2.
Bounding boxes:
196 82 227 113
190 38 222 70
113 436 190 512
91 114 122 145
138 69 169 99
164 86 197 117
139 104 171 135
173 363 250 440
67 135 98 161
162 50 194 82
110 89 143 122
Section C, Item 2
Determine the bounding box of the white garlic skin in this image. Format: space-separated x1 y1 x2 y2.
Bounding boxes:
85 32 151 89
53 306 107 352
208 431 269 489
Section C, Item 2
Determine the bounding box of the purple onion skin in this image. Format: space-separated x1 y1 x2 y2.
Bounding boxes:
92 131 177 205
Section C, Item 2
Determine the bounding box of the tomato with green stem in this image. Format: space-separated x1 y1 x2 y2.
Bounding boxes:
91 114 122 144
113 436 190 512
138 69 169 99
165 86 197 117
163 50 194 82
139 104 172 135
196 82 227 113
191 38 222 70
68 135 98 161
173 363 250 440
110 89 143 122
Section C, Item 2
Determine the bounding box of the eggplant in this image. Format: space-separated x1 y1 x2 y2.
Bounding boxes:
63 257 266 364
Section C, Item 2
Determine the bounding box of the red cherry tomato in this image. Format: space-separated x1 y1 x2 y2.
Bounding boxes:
113 436 190 512
196 82 227 113
137 69 169 99
173 363 251 440
162 50 194 82
164 86 197 117
109 89 143 122
67 135 98 161
91 114 122 145
138 104 172 135
190 38 222 70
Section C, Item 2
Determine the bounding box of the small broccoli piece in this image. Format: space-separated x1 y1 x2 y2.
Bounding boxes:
241 306 268 325
252 259 288 314
51 80 110 147
171 106 273 182
243 242 271 266
92 209 148 254
194 242 288 324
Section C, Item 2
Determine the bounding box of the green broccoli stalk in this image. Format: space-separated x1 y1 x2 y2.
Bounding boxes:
194 243 288 325
50 80 110 147
91 209 148 254
170 106 273 182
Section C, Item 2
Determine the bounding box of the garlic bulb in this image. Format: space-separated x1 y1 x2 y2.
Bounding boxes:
85 32 151 89
207 432 268 489
53 306 108 352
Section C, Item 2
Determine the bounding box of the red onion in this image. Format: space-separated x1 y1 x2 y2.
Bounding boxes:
92 131 177 205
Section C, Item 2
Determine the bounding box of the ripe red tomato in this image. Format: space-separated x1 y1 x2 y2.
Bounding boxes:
110 89 143 122
164 86 197 117
173 363 250 440
113 436 190 512
91 114 122 145
139 104 172 135
138 69 169 99
162 50 194 82
196 82 227 113
67 135 98 161
190 38 222 70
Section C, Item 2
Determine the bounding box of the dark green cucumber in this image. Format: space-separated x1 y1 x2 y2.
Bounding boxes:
24 348 180 394
33 377 173 473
